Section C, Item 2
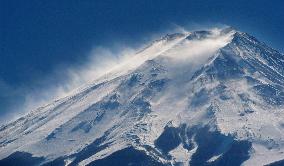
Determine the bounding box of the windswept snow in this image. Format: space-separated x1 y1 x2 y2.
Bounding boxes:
1 28 284 166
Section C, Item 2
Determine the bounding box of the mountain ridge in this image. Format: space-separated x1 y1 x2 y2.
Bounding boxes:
1 27 284 166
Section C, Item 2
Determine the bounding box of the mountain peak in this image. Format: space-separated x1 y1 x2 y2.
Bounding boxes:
1 27 284 166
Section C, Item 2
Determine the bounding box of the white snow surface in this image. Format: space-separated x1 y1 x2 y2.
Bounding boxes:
1 28 284 165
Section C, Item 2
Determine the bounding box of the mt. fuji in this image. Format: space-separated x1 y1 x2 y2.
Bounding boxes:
1 27 284 166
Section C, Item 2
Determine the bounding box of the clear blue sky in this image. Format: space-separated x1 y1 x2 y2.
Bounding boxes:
0 0 284 120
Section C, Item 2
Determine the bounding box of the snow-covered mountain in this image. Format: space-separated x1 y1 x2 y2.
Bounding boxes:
1 27 284 166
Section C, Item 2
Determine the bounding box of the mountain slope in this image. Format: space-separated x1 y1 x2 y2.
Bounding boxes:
1 28 284 166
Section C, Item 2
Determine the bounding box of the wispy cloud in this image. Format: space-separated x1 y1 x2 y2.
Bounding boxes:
1 36 161 124
1 26 234 125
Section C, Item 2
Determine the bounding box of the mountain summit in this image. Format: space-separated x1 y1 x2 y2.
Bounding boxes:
1 28 284 166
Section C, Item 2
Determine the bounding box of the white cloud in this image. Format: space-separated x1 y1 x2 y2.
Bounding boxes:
163 28 234 62
1 26 234 125
2 33 185 124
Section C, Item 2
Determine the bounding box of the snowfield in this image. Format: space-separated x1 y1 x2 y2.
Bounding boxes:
1 27 284 166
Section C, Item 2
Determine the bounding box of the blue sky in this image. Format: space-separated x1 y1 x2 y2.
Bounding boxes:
0 0 284 123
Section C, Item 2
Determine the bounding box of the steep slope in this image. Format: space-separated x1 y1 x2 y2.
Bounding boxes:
0 28 284 166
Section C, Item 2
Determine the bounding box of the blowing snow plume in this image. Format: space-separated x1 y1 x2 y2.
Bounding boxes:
0 27 234 125
80 27 235 84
